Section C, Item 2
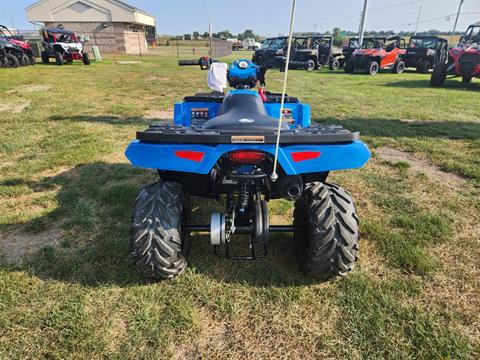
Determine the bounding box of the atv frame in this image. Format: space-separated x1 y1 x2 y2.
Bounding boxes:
125 59 370 280
0 25 35 65
253 35 343 71
345 36 407 75
431 23 480 86
40 27 90 66
401 36 448 73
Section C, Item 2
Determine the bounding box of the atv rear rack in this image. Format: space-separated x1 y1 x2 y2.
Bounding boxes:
136 124 359 144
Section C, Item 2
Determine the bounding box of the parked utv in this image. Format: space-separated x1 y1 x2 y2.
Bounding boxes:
0 39 25 68
125 59 370 280
402 36 448 73
253 35 342 71
345 36 406 75
431 23 480 86
342 37 382 64
0 25 35 65
41 27 90 65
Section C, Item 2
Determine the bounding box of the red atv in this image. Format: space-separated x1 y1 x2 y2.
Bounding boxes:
431 23 480 86
0 25 35 65
345 36 406 75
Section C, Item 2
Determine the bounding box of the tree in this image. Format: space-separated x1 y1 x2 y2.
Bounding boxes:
193 31 200 40
202 31 210 39
239 29 257 41
332 27 343 47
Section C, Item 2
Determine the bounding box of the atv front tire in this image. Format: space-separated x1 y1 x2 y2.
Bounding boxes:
307 59 316 71
368 61 379 75
344 60 354 73
3 54 19 68
294 182 359 280
431 63 447 87
131 182 188 280
82 52 91 65
55 51 63 65
41 51 49 64
329 59 340 71
392 60 406 74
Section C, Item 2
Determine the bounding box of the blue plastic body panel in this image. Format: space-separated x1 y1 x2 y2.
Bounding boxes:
125 141 371 175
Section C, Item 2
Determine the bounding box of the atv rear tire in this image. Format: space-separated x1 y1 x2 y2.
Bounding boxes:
55 51 63 65
294 182 359 280
431 63 447 87
82 52 91 65
329 59 340 71
392 60 406 74
130 182 188 280
41 51 49 64
368 61 379 75
307 59 316 71
3 54 19 68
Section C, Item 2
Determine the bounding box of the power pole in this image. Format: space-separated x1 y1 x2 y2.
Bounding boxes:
358 0 369 47
414 4 422 35
451 0 465 37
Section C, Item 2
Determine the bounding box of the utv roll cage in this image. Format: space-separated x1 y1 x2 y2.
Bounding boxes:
42 28 78 43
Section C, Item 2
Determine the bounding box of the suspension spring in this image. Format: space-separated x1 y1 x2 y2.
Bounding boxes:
238 180 250 213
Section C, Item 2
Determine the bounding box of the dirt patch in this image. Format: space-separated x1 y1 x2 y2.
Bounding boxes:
115 61 141 65
376 147 466 189
0 227 63 263
145 76 171 82
144 110 173 120
7 84 51 94
0 100 31 114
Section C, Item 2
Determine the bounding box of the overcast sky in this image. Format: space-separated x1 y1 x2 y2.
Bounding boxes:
1 0 479 36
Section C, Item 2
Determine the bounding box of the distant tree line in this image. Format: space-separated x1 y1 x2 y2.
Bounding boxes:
180 27 464 44
183 29 260 41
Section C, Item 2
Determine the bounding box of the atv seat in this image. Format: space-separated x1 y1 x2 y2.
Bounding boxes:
202 93 288 131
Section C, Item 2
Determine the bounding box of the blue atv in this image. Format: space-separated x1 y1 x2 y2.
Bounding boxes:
126 59 370 280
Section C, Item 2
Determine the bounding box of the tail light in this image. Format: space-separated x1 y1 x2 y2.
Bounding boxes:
175 150 204 162
228 150 266 164
291 151 320 162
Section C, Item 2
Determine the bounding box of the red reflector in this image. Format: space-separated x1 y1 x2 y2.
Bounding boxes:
228 151 266 164
175 150 204 162
291 151 321 162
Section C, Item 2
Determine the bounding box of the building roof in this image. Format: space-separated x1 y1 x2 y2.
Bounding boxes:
26 0 156 26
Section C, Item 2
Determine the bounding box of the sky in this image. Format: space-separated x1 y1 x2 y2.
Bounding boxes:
1 0 479 36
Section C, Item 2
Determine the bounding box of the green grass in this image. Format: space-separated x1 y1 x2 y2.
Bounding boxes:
0 54 479 359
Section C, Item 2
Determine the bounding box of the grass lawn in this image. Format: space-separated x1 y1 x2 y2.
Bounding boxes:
0 53 479 359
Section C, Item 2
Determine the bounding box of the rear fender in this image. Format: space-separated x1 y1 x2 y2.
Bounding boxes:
125 141 371 175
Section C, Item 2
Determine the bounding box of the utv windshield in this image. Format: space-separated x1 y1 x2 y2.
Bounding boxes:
360 38 384 49
260 39 273 49
409 37 437 49
268 38 286 50
348 39 359 49
460 25 480 45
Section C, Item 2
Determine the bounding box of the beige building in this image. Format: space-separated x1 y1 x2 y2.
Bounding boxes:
26 0 156 54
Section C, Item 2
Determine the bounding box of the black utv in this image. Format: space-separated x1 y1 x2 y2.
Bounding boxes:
0 39 24 68
253 35 343 71
401 36 448 73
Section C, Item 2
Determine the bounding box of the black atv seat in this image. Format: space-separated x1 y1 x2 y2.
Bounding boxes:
202 93 289 132
184 91 300 104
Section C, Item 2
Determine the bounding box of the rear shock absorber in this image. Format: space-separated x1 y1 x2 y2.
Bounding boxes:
238 180 250 213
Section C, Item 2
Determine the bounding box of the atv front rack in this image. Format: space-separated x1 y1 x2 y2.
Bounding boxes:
137 124 359 144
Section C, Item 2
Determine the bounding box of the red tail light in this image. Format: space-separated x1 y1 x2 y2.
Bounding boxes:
228 151 266 164
175 150 204 162
291 151 321 162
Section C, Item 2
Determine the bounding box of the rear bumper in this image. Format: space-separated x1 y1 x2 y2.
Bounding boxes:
125 140 371 175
